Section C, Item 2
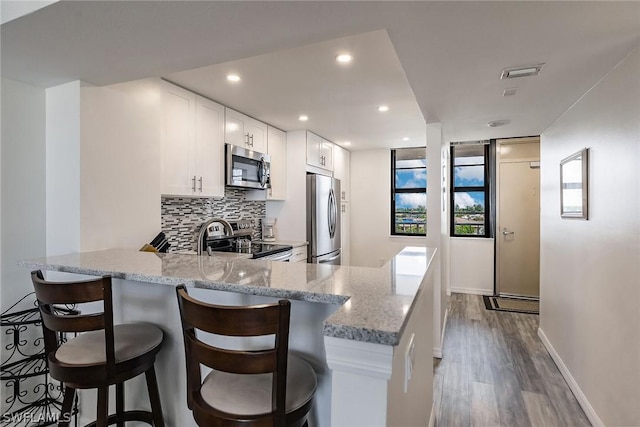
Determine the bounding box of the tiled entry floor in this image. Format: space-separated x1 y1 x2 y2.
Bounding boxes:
433 293 591 427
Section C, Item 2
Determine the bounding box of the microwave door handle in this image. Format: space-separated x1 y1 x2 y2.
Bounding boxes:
258 158 268 188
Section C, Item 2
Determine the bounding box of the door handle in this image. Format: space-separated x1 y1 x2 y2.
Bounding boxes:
502 228 514 236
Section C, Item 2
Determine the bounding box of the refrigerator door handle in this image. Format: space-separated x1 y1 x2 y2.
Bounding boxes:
319 250 341 264
328 188 337 238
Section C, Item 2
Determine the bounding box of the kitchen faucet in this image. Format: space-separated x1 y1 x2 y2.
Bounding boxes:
197 218 233 256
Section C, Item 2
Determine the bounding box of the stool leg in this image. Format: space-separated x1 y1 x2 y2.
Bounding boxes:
145 366 164 427
59 386 75 427
115 382 125 427
97 386 108 427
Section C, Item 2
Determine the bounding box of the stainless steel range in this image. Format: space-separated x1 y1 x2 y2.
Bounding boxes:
199 218 293 261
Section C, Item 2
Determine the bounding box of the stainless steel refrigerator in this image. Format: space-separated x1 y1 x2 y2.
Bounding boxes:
307 174 341 265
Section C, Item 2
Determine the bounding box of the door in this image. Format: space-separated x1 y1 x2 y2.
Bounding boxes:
497 161 540 297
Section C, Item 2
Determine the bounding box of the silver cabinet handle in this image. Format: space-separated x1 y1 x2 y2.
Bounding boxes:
342 191 345 200
198 176 203 192
245 133 250 146
191 176 196 192
249 134 254 147
341 204 345 213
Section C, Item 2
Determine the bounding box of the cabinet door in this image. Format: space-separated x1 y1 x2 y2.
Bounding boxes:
267 126 287 200
161 83 196 196
333 146 350 202
340 202 350 266
225 107 248 148
306 131 323 168
246 118 268 153
320 139 334 171
195 96 225 198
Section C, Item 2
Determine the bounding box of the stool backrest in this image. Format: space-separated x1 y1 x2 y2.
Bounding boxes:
175 284 290 426
30 270 116 375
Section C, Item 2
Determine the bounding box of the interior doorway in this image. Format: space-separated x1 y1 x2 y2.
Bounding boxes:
495 137 540 298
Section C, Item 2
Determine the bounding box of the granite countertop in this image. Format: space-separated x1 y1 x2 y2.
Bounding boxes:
19 246 436 346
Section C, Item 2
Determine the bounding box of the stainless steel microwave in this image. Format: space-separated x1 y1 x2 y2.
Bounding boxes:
225 144 271 190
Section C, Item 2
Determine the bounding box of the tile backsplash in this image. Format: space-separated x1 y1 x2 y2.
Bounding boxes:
161 189 266 252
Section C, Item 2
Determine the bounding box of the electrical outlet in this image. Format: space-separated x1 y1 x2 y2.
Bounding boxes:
404 333 415 393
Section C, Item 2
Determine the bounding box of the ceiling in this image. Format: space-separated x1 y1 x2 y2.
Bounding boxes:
2 1 639 149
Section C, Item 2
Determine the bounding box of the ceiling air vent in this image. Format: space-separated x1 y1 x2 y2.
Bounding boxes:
500 63 544 79
487 120 511 128
502 88 518 97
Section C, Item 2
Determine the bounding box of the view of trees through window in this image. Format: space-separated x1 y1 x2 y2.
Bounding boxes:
391 147 426 236
451 143 489 236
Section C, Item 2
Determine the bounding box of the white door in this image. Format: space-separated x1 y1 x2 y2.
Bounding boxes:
161 83 195 196
195 96 225 198
497 161 540 297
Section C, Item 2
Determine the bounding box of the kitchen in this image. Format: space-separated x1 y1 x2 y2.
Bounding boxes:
2 2 639 427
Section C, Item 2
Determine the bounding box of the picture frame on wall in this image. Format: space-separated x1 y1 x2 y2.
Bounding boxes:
560 147 589 219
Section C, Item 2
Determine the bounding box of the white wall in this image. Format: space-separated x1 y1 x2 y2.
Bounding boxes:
539 47 639 427
449 237 494 295
266 130 307 242
46 81 81 256
80 80 161 250
350 149 426 268
46 79 161 255
1 78 46 311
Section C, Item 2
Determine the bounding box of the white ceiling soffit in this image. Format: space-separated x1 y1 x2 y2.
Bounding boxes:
2 1 639 146
165 30 426 150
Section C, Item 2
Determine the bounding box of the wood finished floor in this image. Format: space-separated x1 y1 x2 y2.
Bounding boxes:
433 293 591 427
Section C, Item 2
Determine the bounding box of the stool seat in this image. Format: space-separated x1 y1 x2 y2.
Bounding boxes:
201 354 317 416
56 323 163 366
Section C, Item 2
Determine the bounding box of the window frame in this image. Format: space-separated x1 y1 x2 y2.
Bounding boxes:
390 148 427 237
450 143 491 238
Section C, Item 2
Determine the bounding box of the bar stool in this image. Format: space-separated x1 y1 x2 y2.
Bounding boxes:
175 285 317 427
30 270 165 427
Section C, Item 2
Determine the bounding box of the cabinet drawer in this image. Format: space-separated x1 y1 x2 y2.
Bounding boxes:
290 246 307 263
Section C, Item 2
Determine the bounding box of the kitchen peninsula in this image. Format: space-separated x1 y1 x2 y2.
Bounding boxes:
20 246 436 427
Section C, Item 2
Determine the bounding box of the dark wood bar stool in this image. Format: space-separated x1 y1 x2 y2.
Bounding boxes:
175 285 317 427
30 270 165 427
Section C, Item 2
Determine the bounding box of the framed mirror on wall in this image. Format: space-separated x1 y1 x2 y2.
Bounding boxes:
560 147 589 219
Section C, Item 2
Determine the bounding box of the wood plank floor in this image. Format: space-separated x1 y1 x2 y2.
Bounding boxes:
433 293 591 427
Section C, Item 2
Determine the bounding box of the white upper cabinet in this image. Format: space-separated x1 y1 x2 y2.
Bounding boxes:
306 131 333 171
161 81 225 198
225 107 267 153
333 145 350 202
266 126 287 200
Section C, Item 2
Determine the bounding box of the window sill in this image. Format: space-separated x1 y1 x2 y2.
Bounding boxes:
389 235 427 239
450 236 494 241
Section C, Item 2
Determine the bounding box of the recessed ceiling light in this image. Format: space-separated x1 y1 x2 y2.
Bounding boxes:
377 105 389 112
402 137 410 141
503 88 518 97
298 115 309 122
500 63 544 79
226 74 241 82
343 141 352 146
336 54 353 64
487 119 511 128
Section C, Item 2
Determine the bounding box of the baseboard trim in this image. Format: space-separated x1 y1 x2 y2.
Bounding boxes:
449 287 493 296
428 402 436 427
433 346 442 358
537 327 604 427
433 308 448 359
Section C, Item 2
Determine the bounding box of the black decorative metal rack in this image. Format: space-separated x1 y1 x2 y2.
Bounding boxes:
1 293 78 426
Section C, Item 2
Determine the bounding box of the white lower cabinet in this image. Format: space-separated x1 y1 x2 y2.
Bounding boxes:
161 82 225 198
290 246 308 263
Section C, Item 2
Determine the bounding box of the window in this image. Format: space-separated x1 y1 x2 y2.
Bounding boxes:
450 143 490 237
391 147 427 236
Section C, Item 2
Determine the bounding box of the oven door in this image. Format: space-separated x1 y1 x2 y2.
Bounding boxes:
225 144 271 189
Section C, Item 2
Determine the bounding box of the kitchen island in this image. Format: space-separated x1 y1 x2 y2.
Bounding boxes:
20 246 436 426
